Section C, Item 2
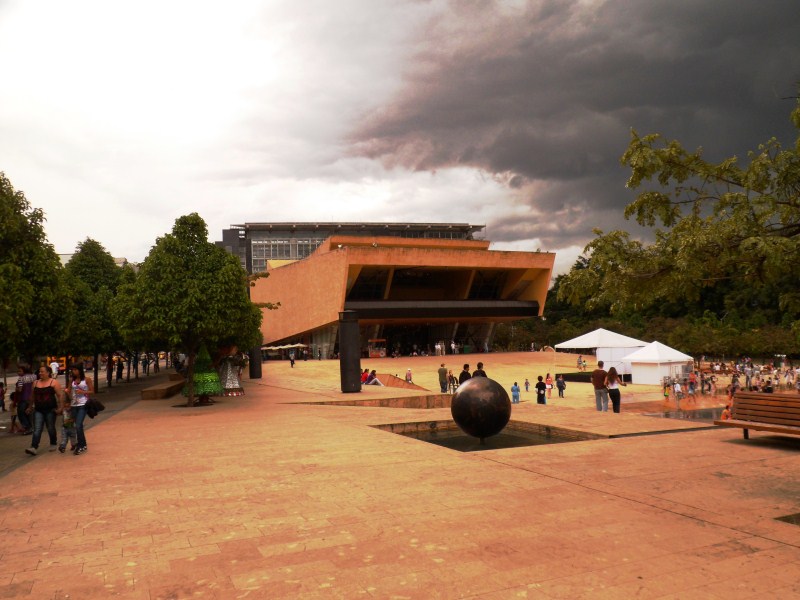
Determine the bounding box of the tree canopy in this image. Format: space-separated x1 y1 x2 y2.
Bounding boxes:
557 98 800 352
0 172 66 366
113 213 263 404
64 239 123 381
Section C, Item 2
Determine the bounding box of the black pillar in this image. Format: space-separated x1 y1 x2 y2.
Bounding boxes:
249 346 262 379
339 310 361 393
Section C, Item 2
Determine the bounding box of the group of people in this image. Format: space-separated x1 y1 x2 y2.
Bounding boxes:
591 361 627 413
527 373 567 405
509 373 567 405
360 369 383 386
8 363 93 456
435 362 489 393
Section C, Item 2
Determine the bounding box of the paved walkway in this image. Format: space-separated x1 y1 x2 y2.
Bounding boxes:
3 353 800 599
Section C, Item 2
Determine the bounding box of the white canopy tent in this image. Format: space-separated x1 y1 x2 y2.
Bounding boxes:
554 328 647 375
621 341 693 385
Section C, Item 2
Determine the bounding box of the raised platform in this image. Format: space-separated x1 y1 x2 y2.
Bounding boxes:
140 378 184 400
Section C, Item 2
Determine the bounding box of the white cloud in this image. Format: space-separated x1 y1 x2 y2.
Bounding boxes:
1 0 796 279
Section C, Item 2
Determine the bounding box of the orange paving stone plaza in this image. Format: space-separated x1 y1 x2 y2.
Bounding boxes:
3 351 800 598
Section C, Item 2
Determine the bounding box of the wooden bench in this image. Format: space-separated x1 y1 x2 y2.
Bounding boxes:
141 379 185 400
714 391 800 439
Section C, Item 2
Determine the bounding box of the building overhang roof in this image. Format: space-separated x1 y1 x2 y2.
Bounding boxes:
344 300 539 320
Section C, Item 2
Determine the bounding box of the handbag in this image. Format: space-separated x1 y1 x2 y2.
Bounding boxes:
85 397 106 419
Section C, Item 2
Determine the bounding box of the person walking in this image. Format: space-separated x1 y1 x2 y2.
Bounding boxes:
66 363 94 455
524 378 530 392
605 367 627 413
25 365 64 455
556 374 566 398
673 379 684 409
437 364 448 393
545 373 553 399
591 361 609 412
510 382 520 404
15 365 36 434
58 397 77 453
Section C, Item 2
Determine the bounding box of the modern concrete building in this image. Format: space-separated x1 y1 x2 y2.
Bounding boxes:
239 223 555 359
217 222 484 274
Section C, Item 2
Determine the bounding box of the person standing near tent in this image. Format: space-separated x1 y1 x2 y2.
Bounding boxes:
591 361 609 412
605 367 626 413
556 374 566 398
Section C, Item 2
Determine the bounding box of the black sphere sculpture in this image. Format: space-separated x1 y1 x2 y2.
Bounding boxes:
451 377 511 442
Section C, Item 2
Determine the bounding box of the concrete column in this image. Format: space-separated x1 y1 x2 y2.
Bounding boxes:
339 311 361 393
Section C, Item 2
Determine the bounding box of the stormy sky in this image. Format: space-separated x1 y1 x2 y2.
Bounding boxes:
1 0 798 275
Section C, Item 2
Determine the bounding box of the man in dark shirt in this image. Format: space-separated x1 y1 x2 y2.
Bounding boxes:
472 362 487 378
591 360 609 412
437 363 448 393
458 364 472 385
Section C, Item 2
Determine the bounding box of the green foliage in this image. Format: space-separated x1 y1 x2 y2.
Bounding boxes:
185 345 222 397
113 214 263 404
557 97 800 352
0 172 66 363
64 239 121 358
66 238 121 293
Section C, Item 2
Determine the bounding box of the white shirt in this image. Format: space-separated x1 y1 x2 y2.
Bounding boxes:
50 362 60 374
71 380 90 407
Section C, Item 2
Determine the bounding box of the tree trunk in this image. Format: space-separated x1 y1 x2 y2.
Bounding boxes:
186 352 196 407
93 353 100 393
107 351 113 388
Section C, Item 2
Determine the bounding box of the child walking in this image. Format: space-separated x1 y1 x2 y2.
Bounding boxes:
58 405 77 453
9 391 22 433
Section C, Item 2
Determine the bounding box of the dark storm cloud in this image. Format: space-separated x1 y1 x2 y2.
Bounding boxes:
349 0 800 250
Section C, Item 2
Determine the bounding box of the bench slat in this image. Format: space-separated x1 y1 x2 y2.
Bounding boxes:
732 413 800 427
736 396 800 403
735 398 800 408
715 419 800 435
734 404 800 414
736 390 800 396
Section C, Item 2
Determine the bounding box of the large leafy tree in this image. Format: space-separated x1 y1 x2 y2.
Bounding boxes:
0 172 67 376
559 99 800 348
113 214 264 405
64 238 122 387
